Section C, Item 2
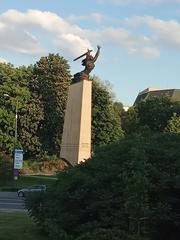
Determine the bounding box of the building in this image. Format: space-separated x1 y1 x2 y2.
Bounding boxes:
134 87 180 105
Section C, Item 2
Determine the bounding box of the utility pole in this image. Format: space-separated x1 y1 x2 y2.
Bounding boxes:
12 99 18 189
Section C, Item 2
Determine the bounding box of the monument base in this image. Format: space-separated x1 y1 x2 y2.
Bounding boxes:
60 79 92 166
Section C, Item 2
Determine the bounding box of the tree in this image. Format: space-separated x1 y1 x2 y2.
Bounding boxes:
9 65 43 158
92 76 124 149
164 113 180 133
136 97 178 132
121 107 139 134
0 63 17 152
0 63 30 153
113 101 124 118
122 98 180 135
32 54 71 155
18 84 44 158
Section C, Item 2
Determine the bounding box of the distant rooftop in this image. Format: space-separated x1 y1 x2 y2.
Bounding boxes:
138 87 164 95
134 88 180 105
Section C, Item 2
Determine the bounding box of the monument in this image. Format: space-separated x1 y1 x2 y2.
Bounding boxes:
60 45 101 166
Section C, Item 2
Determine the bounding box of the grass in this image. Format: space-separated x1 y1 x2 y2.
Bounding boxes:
0 175 57 191
0 212 49 240
17 175 57 188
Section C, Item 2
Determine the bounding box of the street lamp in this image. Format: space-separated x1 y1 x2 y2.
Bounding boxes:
3 93 19 189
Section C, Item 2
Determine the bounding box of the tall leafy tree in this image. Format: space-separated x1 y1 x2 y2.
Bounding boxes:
0 63 16 152
18 65 44 158
136 97 178 132
113 101 124 118
33 53 71 155
121 107 139 134
92 76 124 149
0 63 30 153
122 98 180 134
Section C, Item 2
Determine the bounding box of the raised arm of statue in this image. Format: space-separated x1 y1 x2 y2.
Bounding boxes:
93 45 101 62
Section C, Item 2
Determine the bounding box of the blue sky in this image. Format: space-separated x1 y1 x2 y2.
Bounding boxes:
1 0 180 105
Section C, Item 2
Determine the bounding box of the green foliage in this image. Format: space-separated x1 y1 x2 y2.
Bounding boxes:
136 97 177 132
113 101 124 117
26 132 180 240
121 107 139 134
75 229 147 240
15 65 44 157
0 108 15 151
75 229 126 240
0 63 31 153
25 191 47 225
92 76 124 148
0 63 16 152
33 53 71 155
122 97 180 134
0 55 71 157
164 113 180 133
18 87 43 158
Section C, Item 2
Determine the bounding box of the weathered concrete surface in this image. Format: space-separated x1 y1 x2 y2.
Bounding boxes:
60 79 92 165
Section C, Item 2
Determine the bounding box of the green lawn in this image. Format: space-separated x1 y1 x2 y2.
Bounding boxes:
0 175 57 191
0 212 49 240
17 175 57 188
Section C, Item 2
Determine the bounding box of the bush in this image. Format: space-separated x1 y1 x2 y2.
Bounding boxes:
25 191 47 227
75 228 127 240
20 159 66 175
26 133 180 240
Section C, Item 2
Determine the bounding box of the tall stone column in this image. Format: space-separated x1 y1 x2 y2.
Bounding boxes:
60 79 92 165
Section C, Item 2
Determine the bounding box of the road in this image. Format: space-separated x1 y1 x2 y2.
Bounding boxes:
0 192 25 212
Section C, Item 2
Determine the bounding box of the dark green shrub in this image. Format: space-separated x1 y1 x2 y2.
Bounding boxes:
75 229 141 240
75 229 126 240
25 191 47 227
44 220 72 240
26 133 180 240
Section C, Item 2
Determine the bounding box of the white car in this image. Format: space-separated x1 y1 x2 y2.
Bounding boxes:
17 184 46 197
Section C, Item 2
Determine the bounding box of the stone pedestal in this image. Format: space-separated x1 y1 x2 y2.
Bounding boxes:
60 79 92 166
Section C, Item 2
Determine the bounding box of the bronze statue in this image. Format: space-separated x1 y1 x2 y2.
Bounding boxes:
72 45 101 84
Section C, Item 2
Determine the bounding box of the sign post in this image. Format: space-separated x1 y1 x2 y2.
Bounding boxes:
13 149 23 181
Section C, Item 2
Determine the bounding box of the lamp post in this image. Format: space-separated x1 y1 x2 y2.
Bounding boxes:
3 94 19 189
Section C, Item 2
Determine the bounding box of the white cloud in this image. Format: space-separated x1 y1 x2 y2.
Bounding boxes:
54 34 92 57
0 57 8 63
0 27 44 54
1 9 149 59
0 9 175 60
90 27 159 58
126 16 180 49
0 9 92 57
68 13 106 24
141 47 160 57
98 27 137 48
